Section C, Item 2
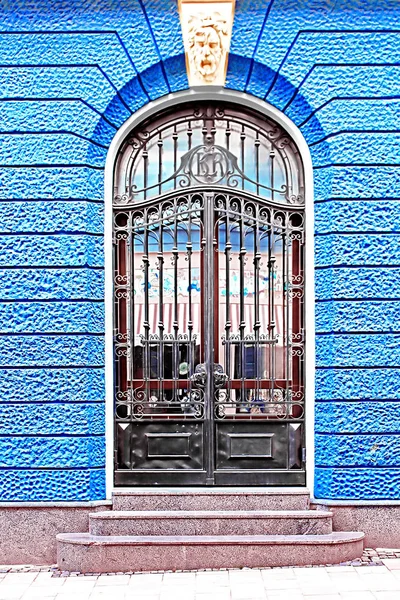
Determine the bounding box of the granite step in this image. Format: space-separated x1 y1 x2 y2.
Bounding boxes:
57 531 365 572
89 509 332 536
112 488 310 511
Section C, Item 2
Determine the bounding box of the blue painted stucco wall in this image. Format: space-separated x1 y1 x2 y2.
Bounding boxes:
1 0 400 500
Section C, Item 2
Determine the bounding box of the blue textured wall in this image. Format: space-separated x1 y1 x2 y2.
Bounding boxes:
1 0 399 500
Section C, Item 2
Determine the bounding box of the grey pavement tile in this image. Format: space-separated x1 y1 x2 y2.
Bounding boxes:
358 574 400 592
231 583 268 599
266 592 305 600
264 578 300 590
125 587 162 596
261 568 296 580
326 567 356 573
327 573 369 592
339 592 376 600
300 584 341 596
229 569 263 582
159 594 195 600
0 585 31 600
372 593 400 600
95 576 131 586
195 593 231 600
56 595 92 600
162 573 196 585
125 597 160 600
302 596 341 600
354 566 391 574
1 575 37 586
129 574 164 587
382 560 400 571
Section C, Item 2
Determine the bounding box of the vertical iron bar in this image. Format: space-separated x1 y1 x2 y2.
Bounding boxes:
239 201 246 412
271 146 275 202
204 191 215 484
173 125 178 190
143 214 150 406
143 145 148 201
284 214 290 414
158 132 163 196
226 120 231 152
225 204 231 414
158 218 164 408
254 212 261 416
241 125 245 190
173 202 179 406
255 133 260 196
270 224 276 409
129 215 135 418
187 121 192 151
187 206 193 399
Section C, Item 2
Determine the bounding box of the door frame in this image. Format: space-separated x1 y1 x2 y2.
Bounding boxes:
104 89 315 498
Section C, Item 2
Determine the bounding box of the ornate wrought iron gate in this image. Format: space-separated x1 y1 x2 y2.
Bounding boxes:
113 103 305 486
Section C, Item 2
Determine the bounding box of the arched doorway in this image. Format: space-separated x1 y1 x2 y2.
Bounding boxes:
112 100 306 486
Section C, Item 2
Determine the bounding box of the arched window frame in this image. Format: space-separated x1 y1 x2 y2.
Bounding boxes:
104 89 315 497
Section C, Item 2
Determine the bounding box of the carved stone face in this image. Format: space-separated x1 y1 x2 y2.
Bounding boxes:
190 25 222 82
187 13 227 84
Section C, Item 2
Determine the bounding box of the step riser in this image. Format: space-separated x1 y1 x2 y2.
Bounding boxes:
113 494 310 512
57 539 363 573
90 517 332 537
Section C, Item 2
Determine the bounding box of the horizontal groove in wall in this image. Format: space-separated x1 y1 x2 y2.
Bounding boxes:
0 332 105 337
316 331 400 336
315 398 400 403
316 365 400 370
0 365 105 370
0 198 104 204
0 400 105 404
0 265 104 270
315 264 400 269
0 466 105 471
315 231 400 236
0 231 104 237
316 298 400 302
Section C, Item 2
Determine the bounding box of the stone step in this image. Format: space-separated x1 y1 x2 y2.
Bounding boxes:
112 488 310 511
89 510 332 536
57 531 365 572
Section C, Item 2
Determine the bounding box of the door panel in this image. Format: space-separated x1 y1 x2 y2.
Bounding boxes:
113 102 305 487
114 189 305 486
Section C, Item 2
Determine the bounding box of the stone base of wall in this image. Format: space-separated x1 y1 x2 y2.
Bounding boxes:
1 502 400 565
0 502 111 565
312 503 400 549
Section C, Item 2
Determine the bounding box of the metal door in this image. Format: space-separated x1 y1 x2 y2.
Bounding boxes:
113 103 305 486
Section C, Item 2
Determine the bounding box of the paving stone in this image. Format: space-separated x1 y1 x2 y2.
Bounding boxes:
382 559 400 570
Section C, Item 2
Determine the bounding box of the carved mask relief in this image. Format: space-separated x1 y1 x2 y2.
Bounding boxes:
179 1 235 86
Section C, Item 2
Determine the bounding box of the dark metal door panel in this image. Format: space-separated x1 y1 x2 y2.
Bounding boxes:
214 421 305 485
216 421 288 470
115 421 207 485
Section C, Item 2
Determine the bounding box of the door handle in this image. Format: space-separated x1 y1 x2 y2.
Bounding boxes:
213 363 228 389
190 364 207 388
190 363 228 389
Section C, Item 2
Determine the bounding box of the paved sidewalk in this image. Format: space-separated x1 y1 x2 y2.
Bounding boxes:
2 561 400 600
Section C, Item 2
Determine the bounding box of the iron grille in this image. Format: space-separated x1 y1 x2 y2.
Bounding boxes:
113 102 305 484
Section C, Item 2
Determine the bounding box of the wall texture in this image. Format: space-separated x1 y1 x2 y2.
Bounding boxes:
1 0 399 500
